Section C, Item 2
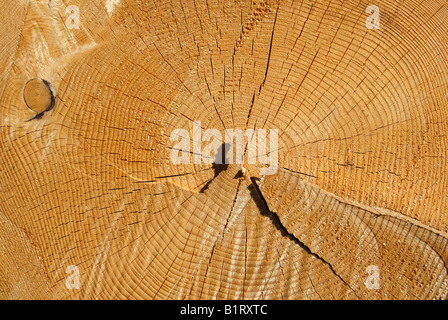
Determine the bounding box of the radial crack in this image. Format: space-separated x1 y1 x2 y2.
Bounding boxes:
259 2 279 93
248 177 358 296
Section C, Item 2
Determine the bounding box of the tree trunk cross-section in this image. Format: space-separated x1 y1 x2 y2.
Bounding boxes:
0 0 448 300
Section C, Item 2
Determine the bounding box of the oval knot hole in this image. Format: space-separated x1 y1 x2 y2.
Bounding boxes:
23 78 54 114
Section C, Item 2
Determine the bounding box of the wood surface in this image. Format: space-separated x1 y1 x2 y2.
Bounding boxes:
0 0 448 299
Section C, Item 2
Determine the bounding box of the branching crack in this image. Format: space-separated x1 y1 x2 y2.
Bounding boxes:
249 177 358 296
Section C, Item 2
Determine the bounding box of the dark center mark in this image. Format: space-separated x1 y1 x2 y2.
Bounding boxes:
200 143 230 193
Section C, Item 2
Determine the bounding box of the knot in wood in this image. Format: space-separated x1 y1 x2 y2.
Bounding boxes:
23 78 54 114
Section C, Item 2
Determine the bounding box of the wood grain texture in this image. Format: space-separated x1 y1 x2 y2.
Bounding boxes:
0 0 447 299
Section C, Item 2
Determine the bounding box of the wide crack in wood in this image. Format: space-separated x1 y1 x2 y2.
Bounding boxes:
248 177 358 296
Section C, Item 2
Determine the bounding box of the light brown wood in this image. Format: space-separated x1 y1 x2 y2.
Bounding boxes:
1 0 448 299
23 79 53 114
